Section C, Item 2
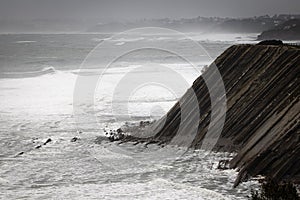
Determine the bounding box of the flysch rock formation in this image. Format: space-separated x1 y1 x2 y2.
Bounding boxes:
122 43 300 186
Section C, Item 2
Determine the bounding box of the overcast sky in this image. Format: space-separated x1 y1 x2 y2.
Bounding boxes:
0 0 299 21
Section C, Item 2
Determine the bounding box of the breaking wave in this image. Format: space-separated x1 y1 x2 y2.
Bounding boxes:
0 66 56 79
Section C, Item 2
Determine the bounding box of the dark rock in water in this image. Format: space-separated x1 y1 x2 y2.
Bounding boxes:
108 133 125 142
257 40 283 45
108 136 114 142
217 159 230 170
16 152 24 156
102 127 126 142
43 138 52 145
116 128 123 134
106 129 125 142
123 44 300 186
70 137 79 142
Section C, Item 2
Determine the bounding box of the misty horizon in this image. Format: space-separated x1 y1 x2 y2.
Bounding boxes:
0 0 300 21
0 13 300 33
0 0 299 33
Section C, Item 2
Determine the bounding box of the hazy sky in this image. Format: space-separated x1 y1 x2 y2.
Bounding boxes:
0 0 299 21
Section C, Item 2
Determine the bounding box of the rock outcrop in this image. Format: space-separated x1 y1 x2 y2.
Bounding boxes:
127 43 300 185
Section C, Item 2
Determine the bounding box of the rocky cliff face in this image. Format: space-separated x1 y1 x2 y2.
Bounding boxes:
133 44 300 185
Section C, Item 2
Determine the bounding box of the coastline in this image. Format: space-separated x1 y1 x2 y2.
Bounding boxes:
115 42 300 187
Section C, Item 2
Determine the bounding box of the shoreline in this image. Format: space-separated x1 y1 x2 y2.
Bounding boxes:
111 42 300 187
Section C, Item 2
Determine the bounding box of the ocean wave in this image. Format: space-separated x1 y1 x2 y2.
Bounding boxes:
91 37 112 42
0 66 56 79
115 42 125 46
109 37 145 43
14 41 37 44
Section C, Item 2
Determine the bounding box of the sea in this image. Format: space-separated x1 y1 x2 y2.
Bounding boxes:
0 31 259 199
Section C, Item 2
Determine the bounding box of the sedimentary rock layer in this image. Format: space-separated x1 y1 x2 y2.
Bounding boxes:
141 44 300 185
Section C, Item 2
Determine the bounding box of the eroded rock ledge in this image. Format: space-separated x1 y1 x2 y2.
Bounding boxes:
121 43 300 186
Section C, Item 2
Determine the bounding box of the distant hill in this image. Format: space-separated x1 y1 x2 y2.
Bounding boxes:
1 14 300 34
87 14 300 33
258 19 300 40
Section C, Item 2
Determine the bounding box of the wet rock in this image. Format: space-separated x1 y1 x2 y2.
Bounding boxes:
16 152 24 156
217 159 230 170
108 133 125 142
116 128 123 134
43 138 52 145
257 40 283 45
105 128 125 142
70 137 79 142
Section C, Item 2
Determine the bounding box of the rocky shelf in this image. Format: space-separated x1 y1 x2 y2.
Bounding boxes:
120 43 300 186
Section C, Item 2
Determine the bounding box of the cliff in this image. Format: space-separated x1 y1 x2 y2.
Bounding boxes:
258 19 300 40
125 43 300 185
